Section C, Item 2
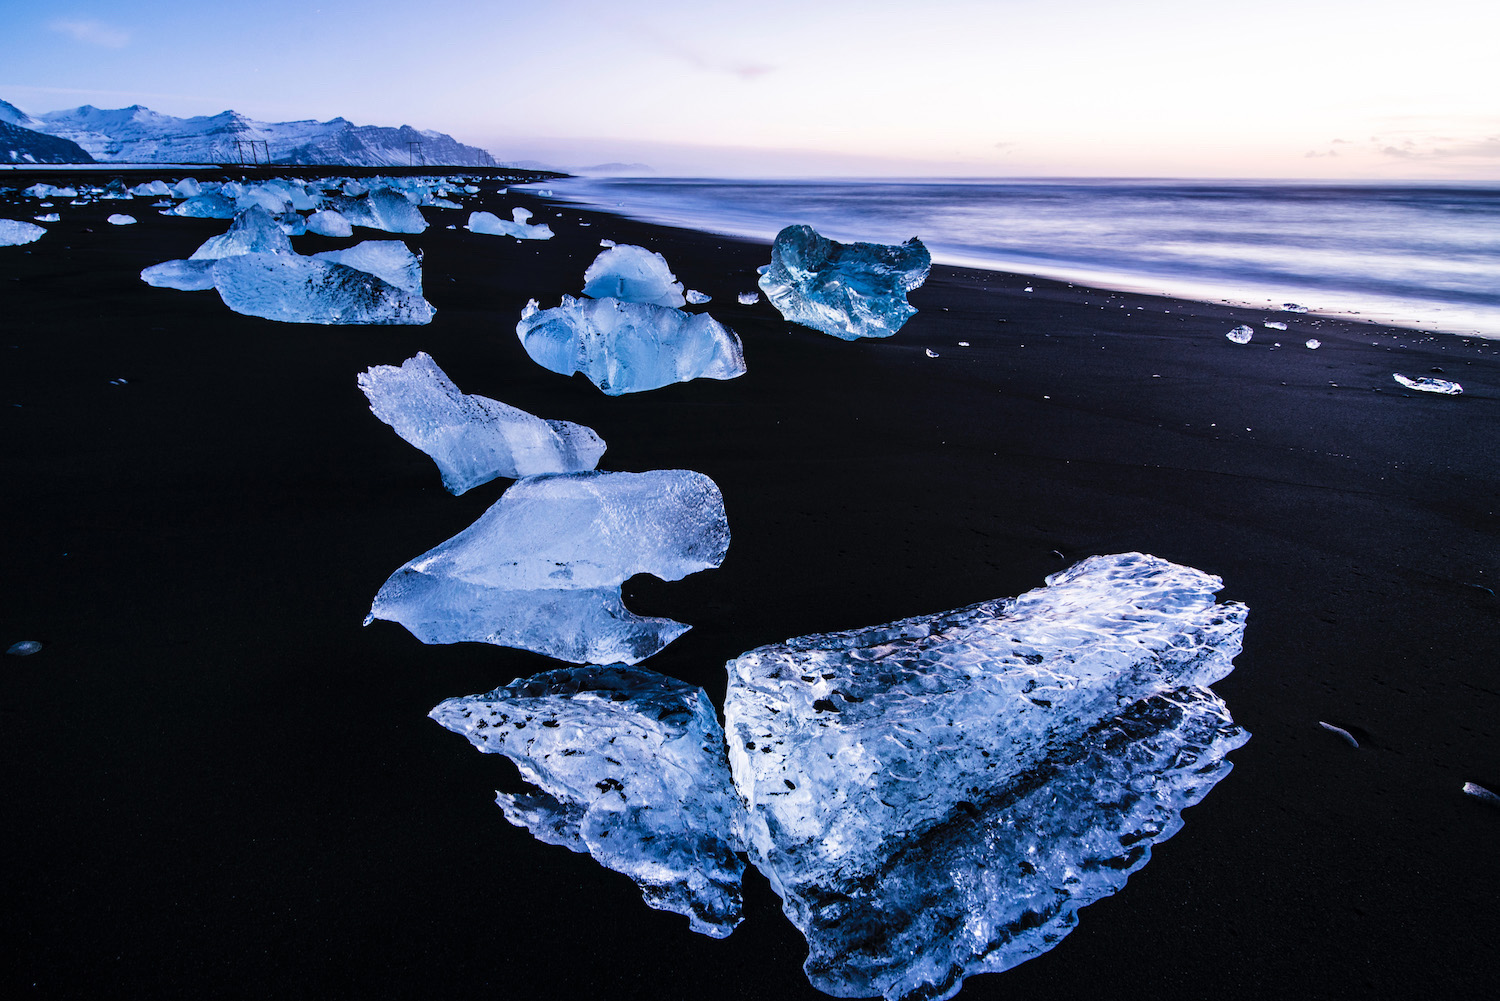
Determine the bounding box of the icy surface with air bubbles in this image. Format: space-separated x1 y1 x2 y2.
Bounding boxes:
757 224 930 340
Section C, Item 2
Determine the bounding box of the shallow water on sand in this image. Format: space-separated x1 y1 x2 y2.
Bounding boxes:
547 177 1500 339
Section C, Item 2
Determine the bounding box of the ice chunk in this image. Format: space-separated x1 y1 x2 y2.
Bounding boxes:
236 185 292 215
358 351 605 494
313 240 422 293
1264 321 1287 330
1305 338 1322 349
1319 721 1359 747
0 219 46 245
1282 303 1310 312
189 206 294 260
171 192 237 219
758 225 930 340
430 665 746 937
33 213 60 223
172 177 202 198
140 259 218 291
342 187 428 234
686 289 711 304
724 553 1248 1001
516 295 746 396
306 209 354 238
466 208 554 240
600 239 616 248
6 640 43 656
213 253 434 325
736 292 759 305
1225 325 1254 344
1463 782 1500 805
1393 373 1462 395
924 348 939 357
23 183 78 199
367 469 729 665
131 180 172 196
582 244 686 307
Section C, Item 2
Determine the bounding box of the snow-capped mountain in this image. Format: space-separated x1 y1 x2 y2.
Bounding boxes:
21 102 496 167
1 101 95 163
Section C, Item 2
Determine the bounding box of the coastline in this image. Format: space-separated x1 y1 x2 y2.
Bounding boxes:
4 176 1498 1000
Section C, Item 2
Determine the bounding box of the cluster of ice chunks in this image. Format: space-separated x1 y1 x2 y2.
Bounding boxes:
758 224 931 340
430 666 746 938
517 294 746 395
1393 373 1462 395
358 351 606 494
467 207 554 240
366 470 730 665
0 218 46 245
582 244 685 307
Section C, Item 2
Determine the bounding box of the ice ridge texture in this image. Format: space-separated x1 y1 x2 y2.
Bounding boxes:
723 552 1248 1001
582 244 686 307
516 295 746 395
430 665 746 937
358 351 605 494
367 470 729 665
757 224 930 340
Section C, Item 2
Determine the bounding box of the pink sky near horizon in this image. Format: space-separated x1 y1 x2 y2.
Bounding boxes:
1 0 1495 179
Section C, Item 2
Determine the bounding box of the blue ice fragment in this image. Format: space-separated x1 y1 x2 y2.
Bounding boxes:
758 224 930 340
431 665 746 938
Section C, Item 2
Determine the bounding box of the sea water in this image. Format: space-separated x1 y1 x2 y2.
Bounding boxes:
548 178 1500 339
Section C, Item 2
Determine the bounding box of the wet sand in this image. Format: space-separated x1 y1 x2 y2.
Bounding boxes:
4 176 1498 1000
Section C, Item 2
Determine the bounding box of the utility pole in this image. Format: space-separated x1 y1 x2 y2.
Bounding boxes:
407 140 424 167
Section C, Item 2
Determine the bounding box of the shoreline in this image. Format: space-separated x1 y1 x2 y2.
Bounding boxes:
4 172 1497 1000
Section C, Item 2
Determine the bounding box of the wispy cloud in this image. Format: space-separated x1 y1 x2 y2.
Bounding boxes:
49 18 130 49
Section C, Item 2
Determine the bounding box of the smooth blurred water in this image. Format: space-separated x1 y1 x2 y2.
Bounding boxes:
547 177 1500 338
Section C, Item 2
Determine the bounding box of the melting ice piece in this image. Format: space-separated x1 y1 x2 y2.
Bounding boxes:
140 259 218 291
1 219 46 245
686 289 711 304
172 177 202 198
213 253 434 325
33 213 61 223
431 665 746 937
1282 303 1310 312
582 244 686 307
313 240 423 293
189 206 294 260
306 209 354 237
1226 325 1254 344
1463 782 1500 805
1319 721 1359 747
600 239 616 248
516 295 746 396
1264 321 1288 330
341 187 429 234
1393 373 1462 395
171 192 237 219
466 207 554 240
6 640 43 656
724 553 1248 1001
737 292 759 305
1306 339 1322 350
368 470 728 664
106 214 136 226
358 351 605 493
758 225 930 340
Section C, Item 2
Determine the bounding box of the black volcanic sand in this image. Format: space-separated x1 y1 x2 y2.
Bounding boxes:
3 176 1497 1001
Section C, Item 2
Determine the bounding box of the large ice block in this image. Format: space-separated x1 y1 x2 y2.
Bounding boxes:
724 553 1248 1001
516 295 746 395
431 665 746 937
213 253 434 325
188 206 293 260
358 351 605 494
758 224 930 340
367 469 729 665
313 240 423 293
1 219 46 245
582 244 686 307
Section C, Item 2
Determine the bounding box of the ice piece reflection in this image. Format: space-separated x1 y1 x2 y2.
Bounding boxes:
431 665 746 938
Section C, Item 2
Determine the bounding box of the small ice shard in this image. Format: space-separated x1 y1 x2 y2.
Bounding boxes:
367 469 729 665
758 225 931 340
1463 782 1500 806
1306 338 1322 349
306 209 354 238
1226 325 1254 344
213 253 434 325
466 208 553 240
924 348 939 357
725 553 1248 1001
431 665 746 937
1024 286 1033 292
1319 721 1359 747
358 351 605 494
600 239 616 248
1282 303 1310 312
1393 373 1462 395
6 640 42 656
737 292 759 305
313 240 423 293
582 244 686 307
189 206 293 260
958 340 970 346
686 289 711 304
139 259 218 291
171 192 237 219
172 177 202 197
1264 321 1288 330
516 295 746 396
33 213 60 223
1 219 46 245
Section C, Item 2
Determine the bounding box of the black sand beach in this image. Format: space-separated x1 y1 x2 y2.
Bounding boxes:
4 175 1497 1000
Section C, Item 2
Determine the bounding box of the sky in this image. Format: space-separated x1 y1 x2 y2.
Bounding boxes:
1 0 1496 178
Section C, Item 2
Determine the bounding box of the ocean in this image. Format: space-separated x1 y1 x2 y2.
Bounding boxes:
546 177 1500 339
